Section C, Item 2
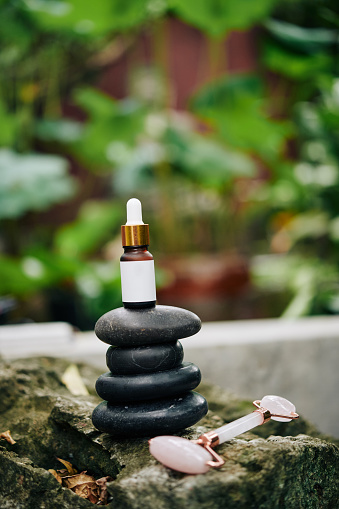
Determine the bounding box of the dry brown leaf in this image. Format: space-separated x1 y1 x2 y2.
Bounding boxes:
63 472 96 490
87 486 100 504
48 459 114 505
74 483 91 500
0 430 16 445
48 469 63 484
56 457 78 475
57 469 71 478
63 473 100 504
96 476 114 505
73 481 99 502
61 364 89 396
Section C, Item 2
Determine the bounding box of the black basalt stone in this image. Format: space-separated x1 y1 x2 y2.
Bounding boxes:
94 305 201 346
95 362 201 403
106 342 184 375
91 391 208 437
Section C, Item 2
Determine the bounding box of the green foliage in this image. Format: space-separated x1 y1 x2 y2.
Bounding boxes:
55 201 122 258
0 250 78 296
0 255 41 296
253 254 339 317
192 75 292 161
0 149 76 219
72 88 147 167
0 102 16 146
20 0 157 36
262 40 333 81
1 0 339 324
265 18 338 53
270 0 339 28
76 260 122 321
170 0 279 38
257 79 339 217
112 117 256 194
165 129 255 186
252 7 339 317
34 119 83 143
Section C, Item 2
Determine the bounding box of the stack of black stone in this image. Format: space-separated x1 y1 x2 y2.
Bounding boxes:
92 305 208 437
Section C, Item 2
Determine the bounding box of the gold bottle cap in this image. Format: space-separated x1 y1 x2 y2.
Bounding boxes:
121 224 150 246
121 198 150 246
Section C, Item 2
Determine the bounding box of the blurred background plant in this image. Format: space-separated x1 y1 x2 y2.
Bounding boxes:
0 0 338 327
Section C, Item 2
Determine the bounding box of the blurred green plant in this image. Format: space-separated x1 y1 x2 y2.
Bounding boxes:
67 84 259 253
191 74 292 163
0 149 76 219
169 0 279 38
249 2 339 317
1 0 338 326
0 0 154 324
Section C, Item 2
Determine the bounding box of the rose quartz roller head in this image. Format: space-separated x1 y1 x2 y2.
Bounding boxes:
149 395 299 475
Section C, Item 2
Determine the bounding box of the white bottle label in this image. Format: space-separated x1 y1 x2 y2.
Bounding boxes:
120 260 156 303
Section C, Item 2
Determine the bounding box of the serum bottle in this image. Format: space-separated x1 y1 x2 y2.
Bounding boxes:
120 198 157 309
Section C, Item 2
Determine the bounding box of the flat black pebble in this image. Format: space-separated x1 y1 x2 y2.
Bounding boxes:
95 305 201 346
96 362 201 403
91 391 208 437
106 342 184 375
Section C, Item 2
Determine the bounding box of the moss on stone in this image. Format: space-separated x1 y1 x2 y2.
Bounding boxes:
0 357 338 508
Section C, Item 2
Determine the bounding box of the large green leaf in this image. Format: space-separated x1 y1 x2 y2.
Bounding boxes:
192 74 263 112
192 75 292 160
54 200 122 257
72 88 146 167
0 149 76 218
265 18 338 54
74 88 119 118
170 0 278 38
262 40 333 80
23 0 154 36
165 128 255 186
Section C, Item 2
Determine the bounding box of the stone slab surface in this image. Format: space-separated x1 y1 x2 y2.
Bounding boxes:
0 357 338 509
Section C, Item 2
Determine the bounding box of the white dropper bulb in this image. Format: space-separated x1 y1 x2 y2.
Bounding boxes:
126 198 144 225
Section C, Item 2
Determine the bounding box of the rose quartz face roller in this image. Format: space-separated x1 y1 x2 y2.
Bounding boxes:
149 395 299 475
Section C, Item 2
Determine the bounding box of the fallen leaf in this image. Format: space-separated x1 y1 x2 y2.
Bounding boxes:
61 364 89 396
73 481 99 502
96 476 114 505
48 469 63 484
88 488 100 504
48 459 114 505
0 430 16 445
62 472 96 490
63 473 100 504
57 469 71 478
56 457 78 475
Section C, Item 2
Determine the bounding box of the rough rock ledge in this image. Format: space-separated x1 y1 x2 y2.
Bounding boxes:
0 357 338 509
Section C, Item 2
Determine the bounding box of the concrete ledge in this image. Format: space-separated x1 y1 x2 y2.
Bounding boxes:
182 316 339 438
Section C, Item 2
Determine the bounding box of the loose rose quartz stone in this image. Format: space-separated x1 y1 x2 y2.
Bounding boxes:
149 435 212 474
260 395 296 422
